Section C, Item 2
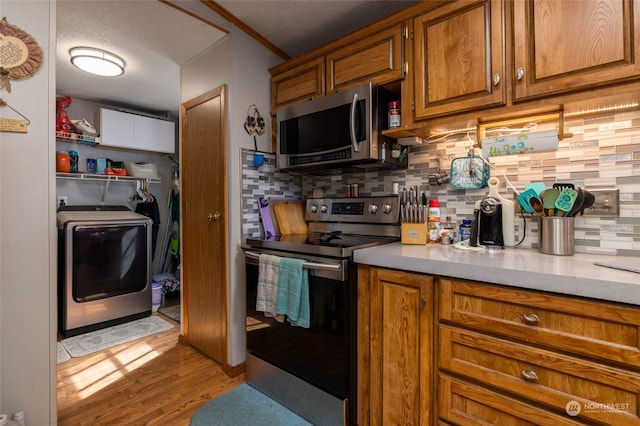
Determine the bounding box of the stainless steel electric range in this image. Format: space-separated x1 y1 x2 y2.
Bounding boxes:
244 196 400 426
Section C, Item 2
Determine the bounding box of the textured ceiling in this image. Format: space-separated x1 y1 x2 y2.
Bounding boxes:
215 0 419 58
56 0 419 116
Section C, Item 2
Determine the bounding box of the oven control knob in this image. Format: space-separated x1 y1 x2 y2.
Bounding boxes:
368 204 378 214
310 204 318 213
320 204 328 214
382 204 392 214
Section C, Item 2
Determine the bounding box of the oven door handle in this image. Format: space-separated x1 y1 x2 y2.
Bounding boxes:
244 251 342 272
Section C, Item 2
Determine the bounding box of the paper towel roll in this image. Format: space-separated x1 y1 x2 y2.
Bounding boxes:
482 130 559 157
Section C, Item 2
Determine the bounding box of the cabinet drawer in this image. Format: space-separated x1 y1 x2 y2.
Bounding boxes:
439 278 640 368
440 325 640 425
439 374 578 425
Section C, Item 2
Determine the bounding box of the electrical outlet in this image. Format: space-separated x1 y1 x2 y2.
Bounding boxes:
583 189 619 217
57 196 68 208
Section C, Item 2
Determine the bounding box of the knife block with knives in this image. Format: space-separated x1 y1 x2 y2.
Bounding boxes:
400 185 428 244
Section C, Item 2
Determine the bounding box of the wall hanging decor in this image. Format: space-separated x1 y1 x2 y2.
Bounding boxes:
244 104 265 135
0 98 29 132
0 16 44 93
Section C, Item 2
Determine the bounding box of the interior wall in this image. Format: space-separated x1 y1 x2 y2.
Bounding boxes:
181 25 282 366
0 1 57 424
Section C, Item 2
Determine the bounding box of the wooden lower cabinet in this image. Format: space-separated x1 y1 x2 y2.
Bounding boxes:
357 267 640 425
357 265 434 426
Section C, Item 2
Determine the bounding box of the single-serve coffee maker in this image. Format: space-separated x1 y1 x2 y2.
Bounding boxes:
470 196 504 247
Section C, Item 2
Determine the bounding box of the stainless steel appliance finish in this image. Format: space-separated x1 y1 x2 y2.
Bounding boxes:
276 82 406 173
244 196 400 426
57 207 152 337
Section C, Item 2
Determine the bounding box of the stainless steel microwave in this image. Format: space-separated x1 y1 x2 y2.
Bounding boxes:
276 82 407 173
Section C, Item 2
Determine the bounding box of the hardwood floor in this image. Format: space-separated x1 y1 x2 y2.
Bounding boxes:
57 313 245 425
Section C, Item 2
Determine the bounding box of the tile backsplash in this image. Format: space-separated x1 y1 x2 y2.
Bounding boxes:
241 109 640 256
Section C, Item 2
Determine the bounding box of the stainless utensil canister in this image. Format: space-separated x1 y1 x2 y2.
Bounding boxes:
538 217 574 255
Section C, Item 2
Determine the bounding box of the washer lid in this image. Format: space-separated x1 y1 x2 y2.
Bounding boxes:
57 210 150 227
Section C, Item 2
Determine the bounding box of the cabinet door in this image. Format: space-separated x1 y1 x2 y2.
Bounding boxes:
99 108 135 149
413 0 505 119
270 57 325 110
136 115 175 154
513 0 640 100
327 24 405 93
360 267 434 426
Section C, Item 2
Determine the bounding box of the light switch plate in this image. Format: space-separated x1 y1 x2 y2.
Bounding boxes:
583 189 619 217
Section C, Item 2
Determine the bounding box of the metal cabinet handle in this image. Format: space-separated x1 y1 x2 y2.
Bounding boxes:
523 313 540 326
492 73 500 86
521 369 539 381
516 67 524 81
208 211 221 222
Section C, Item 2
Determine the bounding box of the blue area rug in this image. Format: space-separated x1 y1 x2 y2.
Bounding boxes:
190 384 312 426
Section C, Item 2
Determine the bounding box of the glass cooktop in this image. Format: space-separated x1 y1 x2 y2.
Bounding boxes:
245 231 398 258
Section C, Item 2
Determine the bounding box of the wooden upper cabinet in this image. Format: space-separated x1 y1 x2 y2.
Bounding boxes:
413 0 506 119
326 24 405 93
513 0 640 100
270 57 325 110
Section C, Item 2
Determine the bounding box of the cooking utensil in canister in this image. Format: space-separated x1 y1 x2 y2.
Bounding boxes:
518 188 539 213
525 182 547 196
567 187 584 217
541 188 559 216
579 189 595 215
530 195 545 217
553 182 575 191
554 188 578 216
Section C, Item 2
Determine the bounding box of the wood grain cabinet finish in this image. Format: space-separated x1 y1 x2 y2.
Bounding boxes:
439 375 581 425
439 277 640 425
513 0 640 100
440 325 640 425
412 0 506 119
326 24 405 93
357 266 434 426
270 57 325 110
439 278 640 369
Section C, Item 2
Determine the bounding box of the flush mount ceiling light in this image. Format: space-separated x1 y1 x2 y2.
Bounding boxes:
69 47 125 77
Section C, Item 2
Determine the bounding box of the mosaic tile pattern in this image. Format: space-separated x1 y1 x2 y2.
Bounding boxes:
241 148 302 237
241 111 640 256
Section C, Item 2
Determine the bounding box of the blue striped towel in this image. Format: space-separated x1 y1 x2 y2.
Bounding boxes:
276 257 310 328
256 254 285 322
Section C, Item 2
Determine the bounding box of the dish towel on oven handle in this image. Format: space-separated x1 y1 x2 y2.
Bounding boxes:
256 254 285 322
276 257 310 328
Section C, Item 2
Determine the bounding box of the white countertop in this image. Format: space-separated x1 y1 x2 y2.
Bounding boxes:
354 243 640 306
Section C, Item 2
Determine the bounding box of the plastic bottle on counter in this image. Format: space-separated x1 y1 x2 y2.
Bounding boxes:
427 199 441 244
459 219 473 242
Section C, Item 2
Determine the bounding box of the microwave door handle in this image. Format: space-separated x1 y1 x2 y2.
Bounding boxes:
350 93 360 152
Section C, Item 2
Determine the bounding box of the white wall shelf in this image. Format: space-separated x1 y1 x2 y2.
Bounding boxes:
56 172 160 184
55 131 100 146
56 172 161 204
